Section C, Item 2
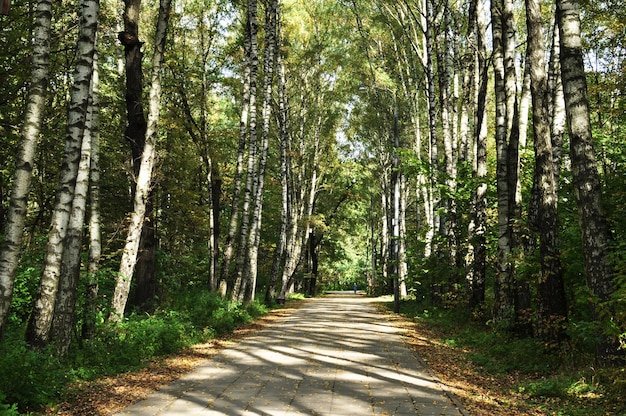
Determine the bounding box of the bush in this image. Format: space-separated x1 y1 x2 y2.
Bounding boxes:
74 310 198 375
0 338 65 412
167 291 267 336
72 291 268 377
517 378 567 398
0 392 19 416
0 289 270 413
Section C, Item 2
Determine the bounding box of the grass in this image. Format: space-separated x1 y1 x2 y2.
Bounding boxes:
384 298 626 416
0 291 269 414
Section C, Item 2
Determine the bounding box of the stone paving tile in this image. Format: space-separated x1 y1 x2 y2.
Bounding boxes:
115 294 467 416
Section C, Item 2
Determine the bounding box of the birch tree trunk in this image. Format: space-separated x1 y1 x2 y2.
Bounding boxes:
437 0 459 279
266 17 289 304
26 0 98 348
398 173 407 297
242 0 277 303
380 170 389 292
82 53 102 341
466 0 489 308
491 0 519 327
231 0 259 302
118 0 158 310
51 46 99 356
198 17 221 292
219 3 253 296
0 0 52 339
109 0 172 321
548 22 566 186
556 0 617 360
425 0 440 252
525 0 567 343
278 103 319 301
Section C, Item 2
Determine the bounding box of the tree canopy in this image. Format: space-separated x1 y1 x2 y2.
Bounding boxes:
0 0 625 411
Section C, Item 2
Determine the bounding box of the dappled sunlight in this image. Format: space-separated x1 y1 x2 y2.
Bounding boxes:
114 294 463 415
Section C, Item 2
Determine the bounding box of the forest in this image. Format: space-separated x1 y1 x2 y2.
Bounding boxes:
0 0 625 413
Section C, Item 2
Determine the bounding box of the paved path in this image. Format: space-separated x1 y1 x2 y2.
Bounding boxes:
115 294 466 415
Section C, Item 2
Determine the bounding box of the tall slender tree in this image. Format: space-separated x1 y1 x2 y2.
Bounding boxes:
81 52 102 341
26 0 99 348
0 0 52 339
491 0 522 328
424 0 440 261
230 0 259 302
466 0 489 308
118 0 158 310
219 1 254 297
266 24 289 304
556 0 617 360
242 0 278 303
109 0 173 321
50 50 99 355
525 0 567 342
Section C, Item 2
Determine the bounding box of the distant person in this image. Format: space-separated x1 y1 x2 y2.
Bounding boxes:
353 283 357 294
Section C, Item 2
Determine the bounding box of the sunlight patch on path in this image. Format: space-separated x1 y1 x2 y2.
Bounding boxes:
115 294 466 416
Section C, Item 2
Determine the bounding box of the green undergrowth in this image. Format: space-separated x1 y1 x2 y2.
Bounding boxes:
0 291 269 414
386 299 626 416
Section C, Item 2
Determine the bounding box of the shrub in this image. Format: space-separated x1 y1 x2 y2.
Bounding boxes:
0 392 19 416
0 338 65 412
75 311 197 374
517 378 567 398
0 289 270 413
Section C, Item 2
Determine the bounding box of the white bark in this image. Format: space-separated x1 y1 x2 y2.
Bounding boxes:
243 0 277 303
467 0 489 306
557 0 616 359
548 23 566 184
109 0 172 321
267 43 289 304
425 0 440 243
219 0 253 294
0 0 52 338
491 0 518 324
398 173 407 297
51 68 96 355
232 0 259 302
278 102 319 301
83 52 102 341
26 0 98 347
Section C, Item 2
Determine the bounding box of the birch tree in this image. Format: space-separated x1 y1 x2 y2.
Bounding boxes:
525 0 567 342
436 0 459 278
0 0 52 339
109 0 172 321
50 58 98 355
26 0 99 348
230 0 259 302
277 85 322 302
490 0 521 328
118 0 158 310
466 0 489 308
241 0 278 303
266 31 289 304
424 0 440 256
556 0 617 360
81 53 102 341
219 1 254 296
